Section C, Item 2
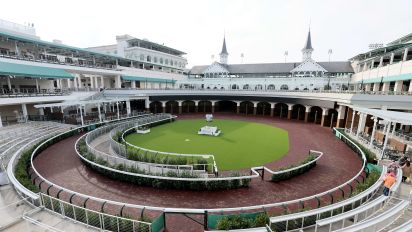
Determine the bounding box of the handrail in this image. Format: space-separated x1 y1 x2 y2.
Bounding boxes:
25 120 367 214
270 166 386 223
388 219 412 232
262 150 323 175
78 134 259 181
334 200 410 232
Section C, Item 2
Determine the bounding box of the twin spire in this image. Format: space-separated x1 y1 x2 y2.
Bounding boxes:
217 28 313 64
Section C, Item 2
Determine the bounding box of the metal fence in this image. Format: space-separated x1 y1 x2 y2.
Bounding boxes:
40 193 152 232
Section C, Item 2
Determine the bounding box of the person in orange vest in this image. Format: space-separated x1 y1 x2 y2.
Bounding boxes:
382 171 396 196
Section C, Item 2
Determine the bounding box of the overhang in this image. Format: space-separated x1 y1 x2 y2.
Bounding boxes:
0 61 73 79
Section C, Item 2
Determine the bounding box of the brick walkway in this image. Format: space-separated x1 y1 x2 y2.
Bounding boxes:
32 114 363 231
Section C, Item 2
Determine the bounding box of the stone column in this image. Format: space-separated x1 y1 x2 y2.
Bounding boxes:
79 105 84 126
382 82 390 92
22 104 28 122
67 78 72 89
97 103 102 122
161 101 166 113
394 80 403 93
373 83 380 92
236 101 241 114
131 80 136 89
178 101 183 114
115 75 122 89
304 105 311 123
270 103 276 117
350 109 356 134
320 108 329 127
89 76 95 89
194 100 199 113
336 105 346 128
403 48 409 61
116 101 120 119
100 76 104 88
409 81 412 93
7 76 11 90
287 104 293 120
145 99 150 112
39 107 44 116
369 118 378 147
126 100 131 116
211 101 216 113
94 76 98 89
253 102 258 115
35 79 40 91
381 122 392 159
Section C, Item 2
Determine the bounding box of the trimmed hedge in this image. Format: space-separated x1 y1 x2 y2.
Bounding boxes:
271 153 317 182
338 129 376 164
79 138 251 191
14 142 42 193
216 212 269 230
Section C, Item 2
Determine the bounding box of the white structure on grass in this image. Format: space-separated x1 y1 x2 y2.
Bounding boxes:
198 126 221 136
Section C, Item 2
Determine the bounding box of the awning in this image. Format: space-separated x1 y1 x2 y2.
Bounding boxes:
353 107 412 125
122 75 176 83
0 61 73 79
357 73 412 84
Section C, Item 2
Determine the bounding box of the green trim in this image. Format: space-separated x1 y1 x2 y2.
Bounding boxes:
121 75 176 83
357 73 412 84
0 30 127 61
0 61 73 79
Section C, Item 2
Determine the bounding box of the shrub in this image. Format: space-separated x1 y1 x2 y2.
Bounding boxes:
271 153 318 182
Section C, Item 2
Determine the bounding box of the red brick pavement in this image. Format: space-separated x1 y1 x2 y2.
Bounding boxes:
32 114 362 231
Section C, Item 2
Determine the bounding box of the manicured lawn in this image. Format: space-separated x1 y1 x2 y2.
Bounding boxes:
125 119 289 170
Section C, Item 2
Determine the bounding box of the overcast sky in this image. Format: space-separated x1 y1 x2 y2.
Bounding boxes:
2 0 411 67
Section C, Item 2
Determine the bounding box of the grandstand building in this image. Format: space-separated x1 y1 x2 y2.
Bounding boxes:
182 30 354 91
0 16 412 232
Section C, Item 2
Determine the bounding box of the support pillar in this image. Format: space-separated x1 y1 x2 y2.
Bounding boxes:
287 104 293 120
126 100 131 117
270 103 276 117
100 76 104 88
350 109 356 134
381 122 392 159
79 105 84 126
194 100 199 113
369 118 378 148
22 104 28 122
394 80 403 93
403 48 409 62
116 101 120 120
320 108 329 127
382 82 390 92
373 82 380 92
178 101 183 114
409 81 412 93
73 75 78 90
336 105 346 128
145 99 150 112
131 80 136 89
90 76 94 89
35 79 39 92
94 76 98 90
97 103 102 123
304 106 311 123
236 101 241 114
115 75 121 89
211 101 216 113
161 101 166 113
7 76 11 90
253 102 258 115
356 113 364 137
67 78 71 89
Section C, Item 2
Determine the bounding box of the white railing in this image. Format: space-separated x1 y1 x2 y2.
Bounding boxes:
39 193 151 232
85 114 208 176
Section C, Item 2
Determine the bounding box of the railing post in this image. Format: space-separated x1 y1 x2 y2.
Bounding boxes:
204 210 208 231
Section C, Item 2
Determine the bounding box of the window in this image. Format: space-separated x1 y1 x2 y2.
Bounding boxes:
140 54 144 61
165 59 169 65
147 56 151 62
160 58 163 64
154 57 158 63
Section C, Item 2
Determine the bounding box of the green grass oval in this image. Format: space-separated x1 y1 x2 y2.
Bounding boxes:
125 119 289 171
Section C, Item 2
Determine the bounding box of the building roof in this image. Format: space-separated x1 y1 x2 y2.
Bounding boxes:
220 37 228 55
126 37 186 56
0 60 73 79
190 61 353 75
303 30 313 50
